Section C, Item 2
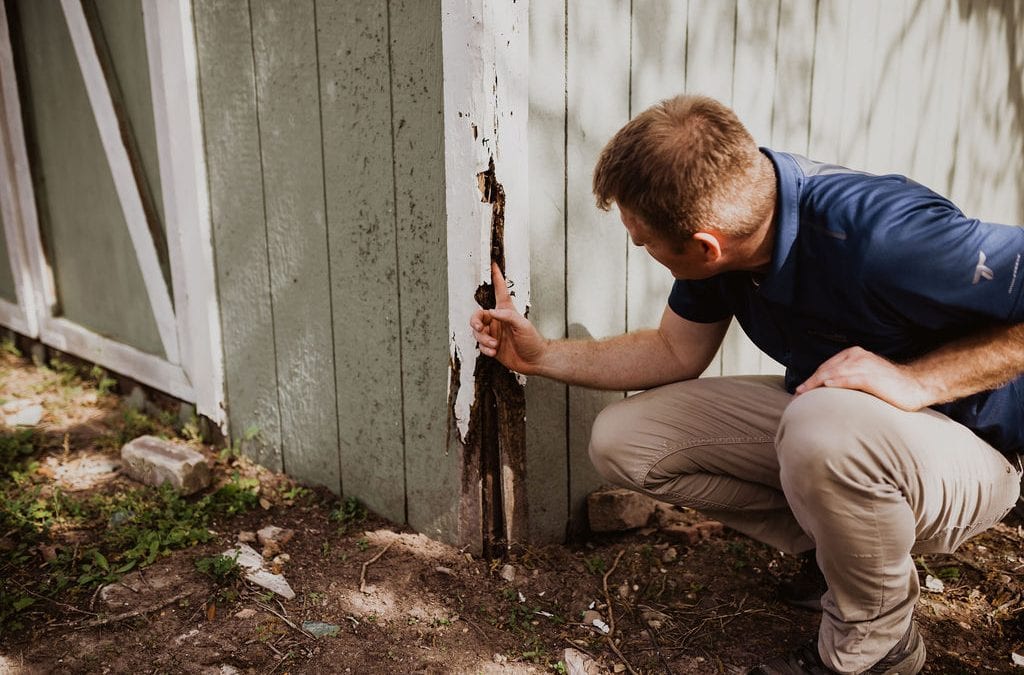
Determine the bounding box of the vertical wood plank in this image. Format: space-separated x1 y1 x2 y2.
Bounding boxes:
770 1 816 155
317 0 405 520
250 0 339 492
626 0 687 336
889 0 939 177
806 0 850 162
389 0 460 541
526 0 568 543
566 0 631 531
906 0 966 192
862 0 908 175
0 205 17 302
193 0 282 469
836 0 881 170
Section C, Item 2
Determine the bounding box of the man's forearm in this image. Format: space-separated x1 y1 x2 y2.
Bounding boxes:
531 329 698 390
908 323 1024 406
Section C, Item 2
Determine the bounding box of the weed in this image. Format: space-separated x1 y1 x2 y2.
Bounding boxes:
88 366 116 396
329 496 367 534
196 552 243 604
0 589 34 632
122 409 156 442
355 538 369 552
279 484 310 504
48 358 80 387
220 426 259 461
552 661 568 674
181 415 204 444
0 338 21 358
0 429 37 476
583 555 606 576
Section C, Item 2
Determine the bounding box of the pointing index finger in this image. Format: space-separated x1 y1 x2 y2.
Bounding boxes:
491 262 512 305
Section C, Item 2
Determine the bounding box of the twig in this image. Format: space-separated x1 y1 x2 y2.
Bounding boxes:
77 590 193 628
267 652 290 675
359 541 395 594
600 550 639 675
645 624 675 675
255 601 315 641
7 578 98 617
602 549 626 636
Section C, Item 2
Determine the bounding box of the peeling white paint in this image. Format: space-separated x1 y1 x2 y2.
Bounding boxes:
442 0 529 442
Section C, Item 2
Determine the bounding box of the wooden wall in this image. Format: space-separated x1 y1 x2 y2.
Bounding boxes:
526 0 1024 539
192 0 459 538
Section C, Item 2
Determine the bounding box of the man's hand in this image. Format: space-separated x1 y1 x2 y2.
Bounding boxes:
795 346 934 411
470 263 549 374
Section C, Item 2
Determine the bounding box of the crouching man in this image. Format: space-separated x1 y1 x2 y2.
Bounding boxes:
470 94 1024 674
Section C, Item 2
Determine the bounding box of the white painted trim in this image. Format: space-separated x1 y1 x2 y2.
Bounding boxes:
0 298 32 337
60 0 180 364
141 0 226 429
441 0 530 442
0 0 43 337
40 316 194 402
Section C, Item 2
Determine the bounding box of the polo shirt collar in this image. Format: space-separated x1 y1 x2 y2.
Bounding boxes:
757 148 802 305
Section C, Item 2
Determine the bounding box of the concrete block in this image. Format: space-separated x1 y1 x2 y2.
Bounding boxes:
587 488 659 532
120 435 211 495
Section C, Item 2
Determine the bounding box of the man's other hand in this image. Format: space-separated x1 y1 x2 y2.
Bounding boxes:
469 263 548 374
795 346 932 411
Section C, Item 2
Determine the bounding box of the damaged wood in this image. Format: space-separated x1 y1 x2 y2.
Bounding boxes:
460 157 527 558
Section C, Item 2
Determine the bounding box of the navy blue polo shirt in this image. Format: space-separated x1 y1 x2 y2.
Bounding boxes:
668 149 1024 457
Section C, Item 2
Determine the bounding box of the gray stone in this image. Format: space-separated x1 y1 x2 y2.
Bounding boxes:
257 525 294 548
5 403 43 427
301 620 340 638
499 564 516 582
120 435 211 495
222 543 295 599
587 488 659 532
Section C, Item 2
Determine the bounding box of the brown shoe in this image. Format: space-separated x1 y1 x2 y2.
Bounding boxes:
747 621 926 675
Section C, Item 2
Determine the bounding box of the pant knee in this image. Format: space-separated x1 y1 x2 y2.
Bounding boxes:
588 398 643 488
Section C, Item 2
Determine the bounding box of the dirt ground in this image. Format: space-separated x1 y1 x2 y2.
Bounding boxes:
1 348 1023 674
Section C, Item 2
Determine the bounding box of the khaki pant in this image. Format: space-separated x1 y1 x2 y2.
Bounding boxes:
588 376 1021 673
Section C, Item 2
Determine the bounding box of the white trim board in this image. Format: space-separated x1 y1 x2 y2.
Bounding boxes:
60 0 181 364
0 0 41 338
40 316 194 403
0 298 32 337
142 0 226 428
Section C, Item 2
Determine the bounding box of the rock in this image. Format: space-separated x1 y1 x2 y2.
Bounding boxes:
587 488 659 532
234 608 257 620
221 543 295 599
661 547 678 563
120 436 211 495
238 531 257 544
48 453 120 491
257 526 294 548
125 386 147 412
302 620 340 638
564 648 602 675
5 403 43 427
581 609 603 626
499 564 516 582
653 502 691 528
435 566 455 576
661 520 724 546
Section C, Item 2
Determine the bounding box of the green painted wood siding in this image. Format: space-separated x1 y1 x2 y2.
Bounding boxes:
194 0 454 534
0 204 17 304
11 0 164 357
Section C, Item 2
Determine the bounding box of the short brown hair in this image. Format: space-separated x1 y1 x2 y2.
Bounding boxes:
593 95 770 239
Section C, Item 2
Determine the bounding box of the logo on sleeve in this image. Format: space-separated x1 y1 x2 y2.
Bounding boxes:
973 250 994 284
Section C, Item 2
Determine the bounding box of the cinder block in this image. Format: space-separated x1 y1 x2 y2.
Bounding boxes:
587 488 659 532
120 435 211 495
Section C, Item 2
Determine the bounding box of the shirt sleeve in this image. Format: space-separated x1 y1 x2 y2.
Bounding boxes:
667 278 733 323
864 183 1024 326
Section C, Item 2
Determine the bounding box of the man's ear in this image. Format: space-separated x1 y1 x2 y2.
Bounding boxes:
691 231 723 262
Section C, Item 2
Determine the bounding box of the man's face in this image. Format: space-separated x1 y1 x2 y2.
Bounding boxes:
619 206 716 280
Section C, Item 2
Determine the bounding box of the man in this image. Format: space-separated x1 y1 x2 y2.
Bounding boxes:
470 95 1024 674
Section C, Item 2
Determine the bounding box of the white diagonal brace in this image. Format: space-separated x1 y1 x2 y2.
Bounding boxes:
60 0 180 363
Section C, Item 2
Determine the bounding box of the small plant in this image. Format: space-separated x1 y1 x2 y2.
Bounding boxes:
583 555 606 576
48 357 80 386
220 425 259 461
552 661 568 674
355 537 369 552
0 429 37 476
88 366 116 396
0 337 21 358
196 552 243 585
329 496 367 534
279 484 310 504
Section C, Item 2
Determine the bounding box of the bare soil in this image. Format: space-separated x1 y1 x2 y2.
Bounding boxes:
0 351 1022 674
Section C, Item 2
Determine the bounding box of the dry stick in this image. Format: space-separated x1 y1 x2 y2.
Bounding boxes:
77 589 193 629
359 541 395 594
600 550 640 675
254 601 315 641
8 579 97 617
